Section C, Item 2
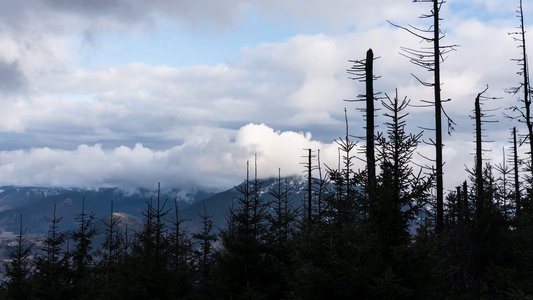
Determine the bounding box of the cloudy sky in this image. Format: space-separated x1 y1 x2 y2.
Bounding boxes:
0 0 530 195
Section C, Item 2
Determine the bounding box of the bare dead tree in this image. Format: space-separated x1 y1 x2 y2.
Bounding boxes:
453 182 471 227
301 149 316 223
507 0 533 193
346 49 381 190
470 86 499 216
388 0 458 232
513 127 522 216
301 148 330 222
462 181 469 224
312 149 329 221
307 149 312 221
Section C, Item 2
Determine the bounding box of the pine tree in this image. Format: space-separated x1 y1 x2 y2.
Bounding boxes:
70 197 98 299
268 169 297 247
189 200 218 298
32 204 71 299
365 90 432 298
265 169 297 297
128 184 171 299
166 198 194 298
290 112 365 299
324 109 359 228
94 201 126 299
217 160 278 299
192 201 217 279
494 149 515 223
3 214 33 300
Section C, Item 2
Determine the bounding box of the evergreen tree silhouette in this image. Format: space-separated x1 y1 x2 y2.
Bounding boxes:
2 214 32 300
32 204 71 299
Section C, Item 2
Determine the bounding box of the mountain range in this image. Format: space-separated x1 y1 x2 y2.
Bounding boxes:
0 176 310 238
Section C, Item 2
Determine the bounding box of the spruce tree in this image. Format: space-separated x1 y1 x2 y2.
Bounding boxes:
190 201 217 298
167 198 194 298
32 204 71 299
70 197 98 299
3 214 32 300
94 201 126 299
290 112 364 299
217 160 277 299
128 184 171 299
192 201 217 278
366 90 432 298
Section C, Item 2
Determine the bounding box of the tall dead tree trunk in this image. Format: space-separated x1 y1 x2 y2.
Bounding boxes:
463 180 469 223
518 0 533 168
475 92 484 216
347 48 380 197
513 127 522 216
308 148 312 221
470 86 497 218
365 49 376 185
432 0 445 233
508 0 533 188
301 148 315 224
389 0 457 232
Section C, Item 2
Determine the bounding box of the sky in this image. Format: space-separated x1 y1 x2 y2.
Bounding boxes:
0 0 530 197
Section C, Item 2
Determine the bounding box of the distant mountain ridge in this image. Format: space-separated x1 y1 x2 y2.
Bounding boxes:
0 186 215 235
180 175 309 233
0 176 310 236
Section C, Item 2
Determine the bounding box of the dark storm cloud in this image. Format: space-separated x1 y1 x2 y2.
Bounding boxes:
0 0 428 37
47 0 154 25
48 0 136 15
0 60 26 95
3 0 245 32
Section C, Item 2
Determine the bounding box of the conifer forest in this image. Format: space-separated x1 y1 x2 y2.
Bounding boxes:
3 1 533 299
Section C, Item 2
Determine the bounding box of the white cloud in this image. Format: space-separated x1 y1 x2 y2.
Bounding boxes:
0 124 349 192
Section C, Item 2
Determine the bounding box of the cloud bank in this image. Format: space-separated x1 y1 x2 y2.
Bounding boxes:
0 124 346 192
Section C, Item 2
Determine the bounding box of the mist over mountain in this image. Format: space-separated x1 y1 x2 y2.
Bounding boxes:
0 185 215 235
0 175 310 236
